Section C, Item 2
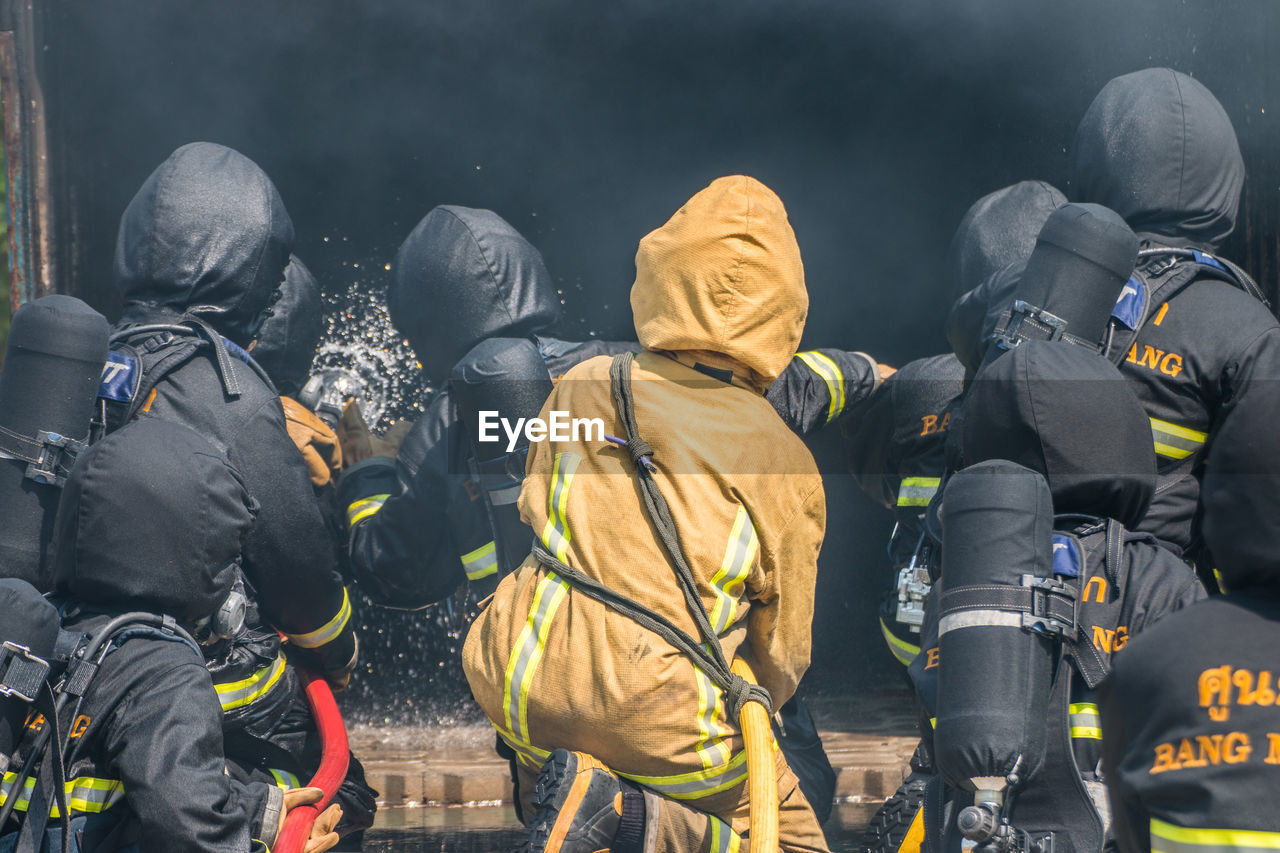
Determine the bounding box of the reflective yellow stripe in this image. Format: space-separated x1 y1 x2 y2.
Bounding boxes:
879 617 921 667
462 540 499 581
540 453 582 562
502 572 571 744
1149 417 1207 461
620 748 750 800
495 723 750 801
1068 702 1102 740
1151 817 1280 853
269 769 301 791
708 507 758 636
1 772 124 816
346 493 390 526
796 351 845 423
897 476 941 508
216 652 288 712
0 771 34 811
711 814 742 853
286 588 351 649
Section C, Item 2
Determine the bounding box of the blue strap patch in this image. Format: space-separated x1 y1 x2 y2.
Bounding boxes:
98 351 139 403
1110 275 1146 330
1052 533 1080 578
1191 249 1226 272
220 337 254 366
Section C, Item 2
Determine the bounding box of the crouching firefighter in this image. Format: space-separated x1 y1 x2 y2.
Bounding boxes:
1099 378 1280 853
0 418 342 853
463 176 831 853
341 204 848 822
911 342 1204 853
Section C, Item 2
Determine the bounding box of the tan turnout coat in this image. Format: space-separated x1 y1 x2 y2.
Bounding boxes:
462 176 825 807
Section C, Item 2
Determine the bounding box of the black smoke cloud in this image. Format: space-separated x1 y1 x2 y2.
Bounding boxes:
37 0 1280 704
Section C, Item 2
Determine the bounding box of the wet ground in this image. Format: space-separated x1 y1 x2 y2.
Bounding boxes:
349 689 916 851
360 802 882 851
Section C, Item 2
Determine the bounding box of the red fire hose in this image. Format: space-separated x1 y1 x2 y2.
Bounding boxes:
276 670 350 853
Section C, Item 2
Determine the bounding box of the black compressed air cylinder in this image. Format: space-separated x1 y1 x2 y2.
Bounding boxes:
0 295 109 587
1014 202 1138 349
935 460 1056 793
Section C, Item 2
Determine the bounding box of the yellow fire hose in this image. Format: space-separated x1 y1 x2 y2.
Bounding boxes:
732 657 779 851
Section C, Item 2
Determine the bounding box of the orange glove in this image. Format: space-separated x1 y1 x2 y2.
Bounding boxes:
281 396 344 486
336 400 410 466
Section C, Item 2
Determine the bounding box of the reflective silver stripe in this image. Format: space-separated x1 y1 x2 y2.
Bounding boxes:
1150 417 1207 461
897 476 941 507
0 771 34 811
502 572 571 744
269 769 301 791
619 749 750 800
708 507 758 635
1068 702 1102 740
61 777 126 815
286 588 351 649
216 652 287 712
346 493 390 526
0 772 124 816
710 814 742 853
1150 817 1280 853
462 541 499 581
540 453 582 562
938 610 1022 635
796 351 845 422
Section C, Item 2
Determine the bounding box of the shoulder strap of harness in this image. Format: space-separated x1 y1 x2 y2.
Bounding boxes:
102 317 278 427
528 351 772 720
1105 248 1268 366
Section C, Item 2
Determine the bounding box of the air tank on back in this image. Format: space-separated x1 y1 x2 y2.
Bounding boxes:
935 460 1057 841
989 203 1138 362
0 295 109 587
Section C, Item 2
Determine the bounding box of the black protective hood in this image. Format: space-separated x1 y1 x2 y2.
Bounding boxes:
1202 383 1280 588
252 254 324 397
945 180 1067 301
114 142 295 345
50 417 255 623
962 341 1155 527
388 205 561 381
1070 68 1244 250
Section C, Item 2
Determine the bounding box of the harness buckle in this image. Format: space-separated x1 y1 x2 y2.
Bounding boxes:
0 641 51 703
1019 575 1078 639
994 301 1068 351
27 431 86 487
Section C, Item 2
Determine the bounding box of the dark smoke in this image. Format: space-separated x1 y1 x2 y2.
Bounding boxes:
35 0 1280 711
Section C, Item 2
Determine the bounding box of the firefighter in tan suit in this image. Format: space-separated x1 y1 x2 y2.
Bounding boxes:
463 175 829 853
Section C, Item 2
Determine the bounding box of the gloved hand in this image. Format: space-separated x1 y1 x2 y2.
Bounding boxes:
281 396 344 486
325 635 359 693
878 363 898 380
277 788 345 853
337 401 411 466
306 803 344 853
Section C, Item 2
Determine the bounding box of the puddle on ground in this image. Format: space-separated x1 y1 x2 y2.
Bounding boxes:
360 801 881 852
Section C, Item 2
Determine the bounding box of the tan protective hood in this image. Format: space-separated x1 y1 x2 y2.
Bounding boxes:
631 176 807 391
